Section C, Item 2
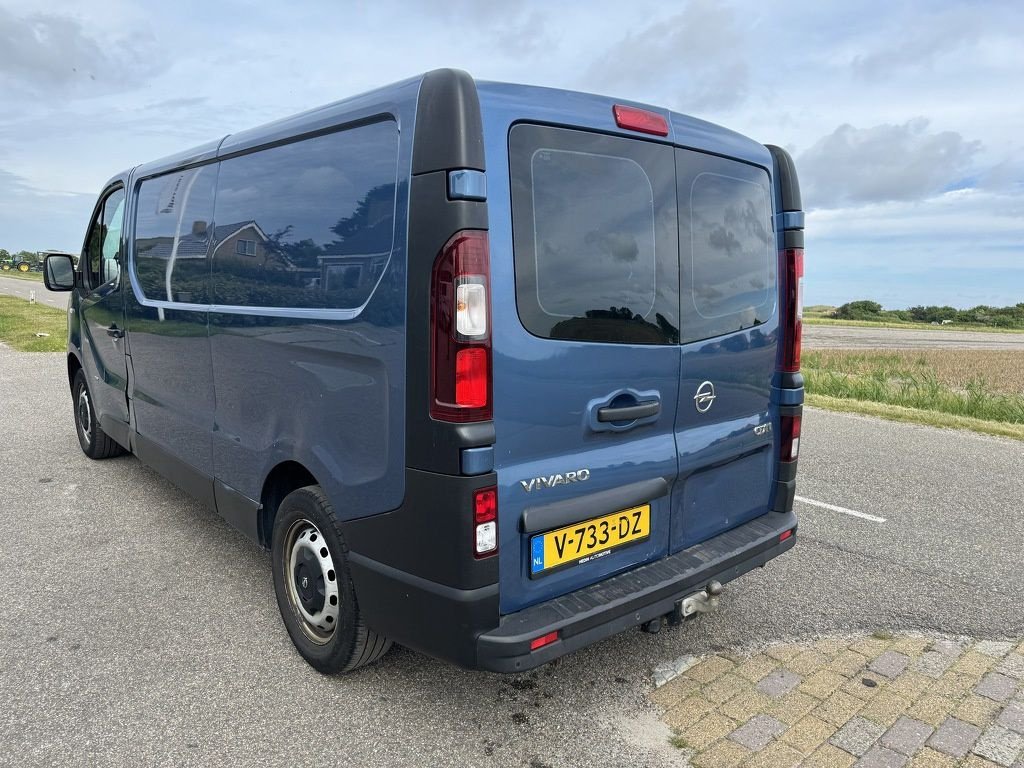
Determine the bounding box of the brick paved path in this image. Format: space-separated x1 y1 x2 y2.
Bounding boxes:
652 634 1024 767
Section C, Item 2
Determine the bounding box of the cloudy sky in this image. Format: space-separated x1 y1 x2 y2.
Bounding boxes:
1 0 1021 308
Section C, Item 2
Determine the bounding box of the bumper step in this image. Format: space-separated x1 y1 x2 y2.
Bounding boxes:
476 510 797 672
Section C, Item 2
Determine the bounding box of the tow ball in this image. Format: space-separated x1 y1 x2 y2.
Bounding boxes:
641 581 724 633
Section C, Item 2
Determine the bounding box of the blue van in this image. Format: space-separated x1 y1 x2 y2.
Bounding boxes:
44 69 804 674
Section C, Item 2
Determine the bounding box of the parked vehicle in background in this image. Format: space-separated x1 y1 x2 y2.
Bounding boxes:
44 69 805 674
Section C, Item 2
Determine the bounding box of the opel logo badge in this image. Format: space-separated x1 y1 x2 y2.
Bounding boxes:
301 576 309 589
694 381 716 413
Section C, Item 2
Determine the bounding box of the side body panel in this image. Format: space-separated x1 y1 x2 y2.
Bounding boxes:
206 86 417 527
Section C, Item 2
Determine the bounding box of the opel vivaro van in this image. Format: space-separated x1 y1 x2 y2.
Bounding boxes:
44 69 805 674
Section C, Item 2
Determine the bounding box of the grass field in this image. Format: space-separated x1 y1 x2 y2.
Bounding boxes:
804 315 1024 334
0 269 44 282
803 349 1024 440
0 296 67 352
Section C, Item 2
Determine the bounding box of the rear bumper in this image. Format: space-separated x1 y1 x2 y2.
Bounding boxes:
476 510 797 672
347 507 796 672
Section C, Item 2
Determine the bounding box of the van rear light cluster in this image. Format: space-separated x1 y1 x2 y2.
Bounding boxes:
430 231 492 422
473 486 497 558
781 248 804 372
780 412 802 462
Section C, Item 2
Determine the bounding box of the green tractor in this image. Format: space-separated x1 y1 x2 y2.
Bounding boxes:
0 255 32 272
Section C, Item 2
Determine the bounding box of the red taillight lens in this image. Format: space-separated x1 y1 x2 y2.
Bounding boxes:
613 105 669 136
455 347 488 407
780 412 802 462
431 231 492 422
474 487 497 524
781 248 804 373
779 529 794 542
474 486 497 558
529 630 559 651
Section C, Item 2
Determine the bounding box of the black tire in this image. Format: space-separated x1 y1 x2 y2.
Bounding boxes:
271 485 392 674
72 369 125 459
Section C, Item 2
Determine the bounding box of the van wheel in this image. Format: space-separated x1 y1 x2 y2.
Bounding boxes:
271 486 392 674
72 370 125 459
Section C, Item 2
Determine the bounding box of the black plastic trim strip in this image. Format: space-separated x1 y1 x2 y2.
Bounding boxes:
412 69 484 175
214 480 260 544
772 479 797 513
784 229 805 249
766 145 802 212
521 477 670 534
134 432 216 510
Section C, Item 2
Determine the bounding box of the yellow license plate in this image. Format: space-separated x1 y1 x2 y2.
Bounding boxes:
530 504 651 577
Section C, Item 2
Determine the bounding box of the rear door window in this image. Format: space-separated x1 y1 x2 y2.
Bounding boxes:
510 124 678 344
678 151 775 343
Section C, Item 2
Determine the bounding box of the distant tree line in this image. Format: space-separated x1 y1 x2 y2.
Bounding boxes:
832 300 1024 328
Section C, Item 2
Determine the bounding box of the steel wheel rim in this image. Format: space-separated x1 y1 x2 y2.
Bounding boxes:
283 519 340 644
77 387 92 445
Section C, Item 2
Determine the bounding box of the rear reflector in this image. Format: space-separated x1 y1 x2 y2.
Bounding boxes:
613 105 669 136
474 487 497 558
779 529 794 542
780 412 802 462
530 630 559 651
781 248 804 373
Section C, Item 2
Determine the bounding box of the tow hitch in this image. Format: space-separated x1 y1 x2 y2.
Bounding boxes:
669 581 723 625
641 581 724 633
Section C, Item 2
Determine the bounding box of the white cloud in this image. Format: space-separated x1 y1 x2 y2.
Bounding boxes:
798 119 981 209
581 0 749 111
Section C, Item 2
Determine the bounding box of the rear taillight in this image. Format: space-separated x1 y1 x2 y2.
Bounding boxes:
780 412 802 462
474 486 497 558
781 247 804 373
430 231 492 422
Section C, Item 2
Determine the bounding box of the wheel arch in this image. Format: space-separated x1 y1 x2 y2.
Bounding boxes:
67 353 82 393
259 460 320 548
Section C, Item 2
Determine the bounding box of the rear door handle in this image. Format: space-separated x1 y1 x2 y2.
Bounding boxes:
597 400 660 423
106 324 124 339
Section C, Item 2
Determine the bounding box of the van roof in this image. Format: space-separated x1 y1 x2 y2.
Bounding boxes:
119 69 770 185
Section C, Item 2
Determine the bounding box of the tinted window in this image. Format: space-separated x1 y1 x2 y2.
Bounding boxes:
211 120 398 309
679 151 775 343
134 165 217 304
510 124 678 345
85 187 125 290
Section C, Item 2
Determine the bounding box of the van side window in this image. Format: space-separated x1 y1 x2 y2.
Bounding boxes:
211 120 399 310
134 165 217 304
84 187 125 290
509 124 679 345
678 151 776 343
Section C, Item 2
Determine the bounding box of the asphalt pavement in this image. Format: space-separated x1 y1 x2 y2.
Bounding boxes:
804 322 1024 350
0 275 68 310
1 346 1021 767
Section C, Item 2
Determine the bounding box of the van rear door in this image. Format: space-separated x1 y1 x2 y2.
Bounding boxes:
669 150 779 552
492 124 681 613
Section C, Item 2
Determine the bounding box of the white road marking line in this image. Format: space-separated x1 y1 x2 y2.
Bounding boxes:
794 495 887 523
